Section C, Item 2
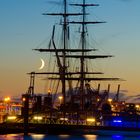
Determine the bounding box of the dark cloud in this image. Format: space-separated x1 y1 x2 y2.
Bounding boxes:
100 91 127 101
124 93 140 103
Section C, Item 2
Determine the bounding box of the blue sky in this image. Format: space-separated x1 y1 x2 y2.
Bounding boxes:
0 0 140 101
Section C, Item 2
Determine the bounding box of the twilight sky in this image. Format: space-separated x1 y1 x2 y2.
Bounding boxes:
0 0 140 101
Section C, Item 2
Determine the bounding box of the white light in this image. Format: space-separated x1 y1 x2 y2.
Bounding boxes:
136 105 140 108
59 96 63 101
113 120 122 123
33 116 43 120
60 117 68 121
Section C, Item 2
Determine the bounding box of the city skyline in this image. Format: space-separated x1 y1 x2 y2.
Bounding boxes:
0 0 140 102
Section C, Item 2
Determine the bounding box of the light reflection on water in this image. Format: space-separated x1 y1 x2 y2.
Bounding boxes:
0 134 140 140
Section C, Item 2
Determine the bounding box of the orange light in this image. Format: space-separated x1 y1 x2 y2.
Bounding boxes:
12 104 22 107
108 98 112 102
136 104 140 108
7 116 17 120
48 89 51 93
4 97 11 102
86 118 96 122
58 96 63 104
22 97 26 102
59 96 63 100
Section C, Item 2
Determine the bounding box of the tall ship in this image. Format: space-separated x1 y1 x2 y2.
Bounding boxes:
3 0 140 136
28 0 120 111
25 0 120 123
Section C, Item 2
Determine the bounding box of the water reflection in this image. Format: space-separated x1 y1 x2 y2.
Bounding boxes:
112 135 124 140
84 135 97 140
0 134 140 140
0 134 23 140
30 134 44 140
97 135 140 140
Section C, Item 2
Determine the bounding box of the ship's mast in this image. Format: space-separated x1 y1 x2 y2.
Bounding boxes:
42 0 70 106
62 0 67 107
80 0 86 110
71 0 102 110
70 0 110 110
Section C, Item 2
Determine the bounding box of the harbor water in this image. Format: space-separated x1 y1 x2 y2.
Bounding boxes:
0 134 140 140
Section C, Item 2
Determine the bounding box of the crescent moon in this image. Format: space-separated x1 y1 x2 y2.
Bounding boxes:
39 58 45 70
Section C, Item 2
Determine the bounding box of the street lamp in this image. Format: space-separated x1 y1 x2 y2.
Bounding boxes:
108 98 112 103
58 96 63 104
4 97 11 114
